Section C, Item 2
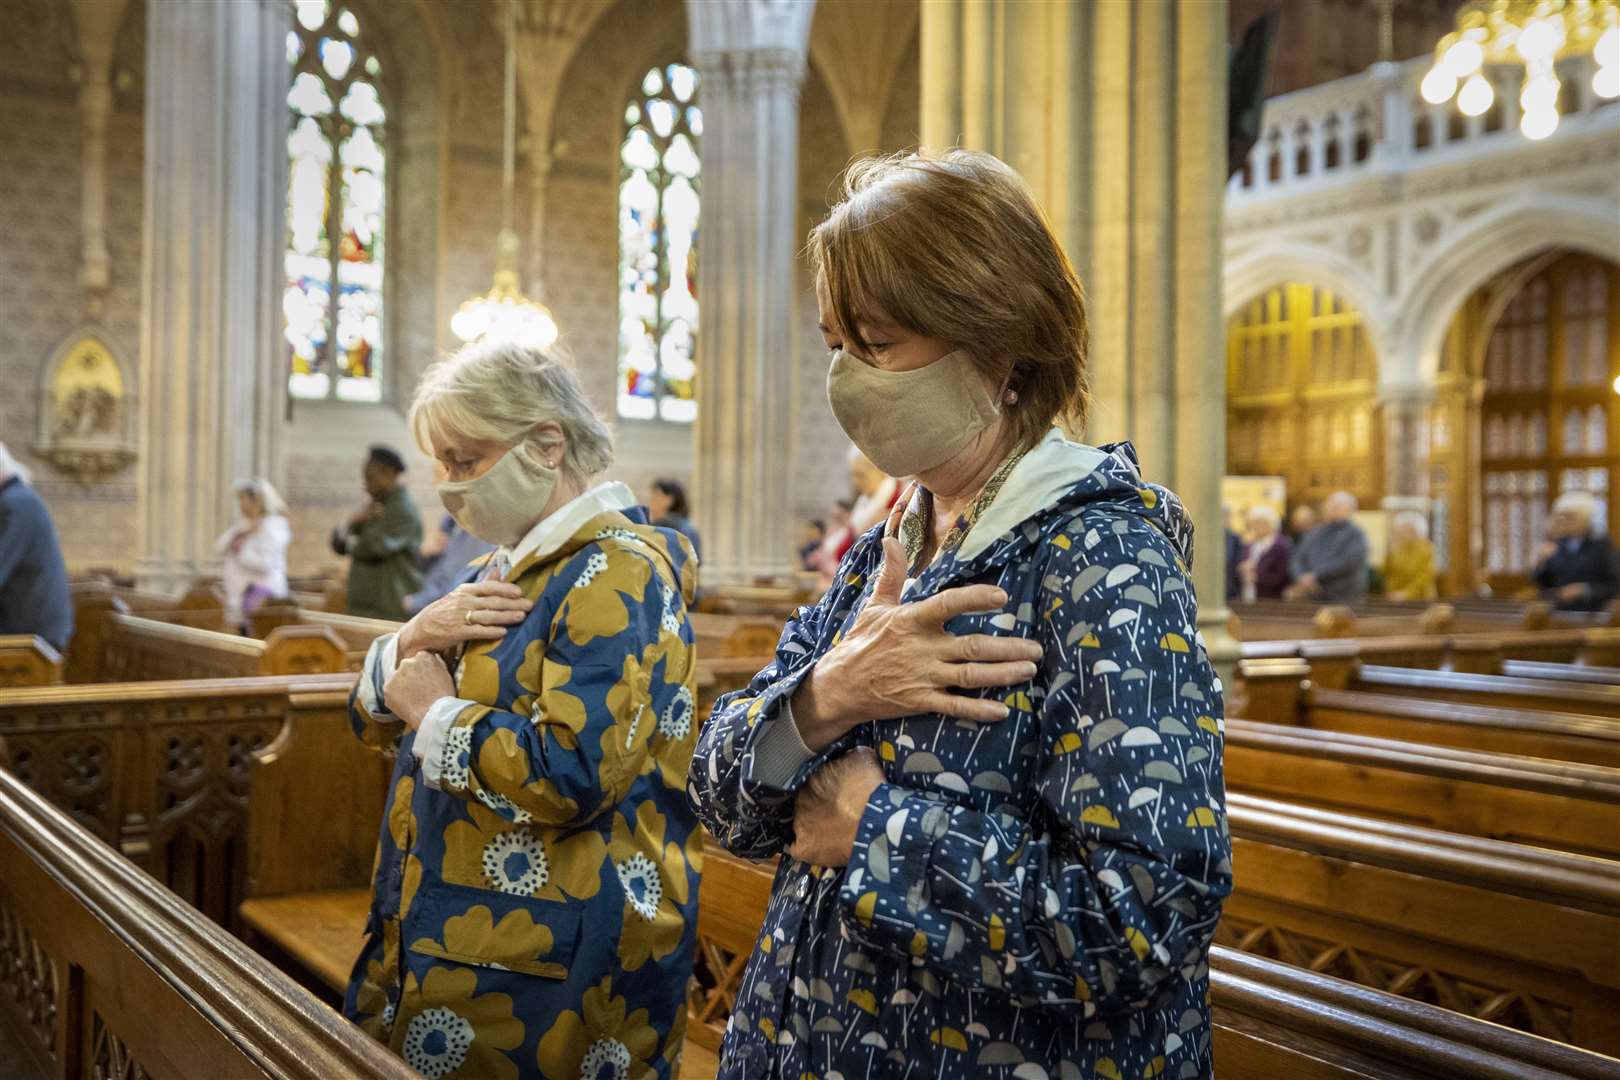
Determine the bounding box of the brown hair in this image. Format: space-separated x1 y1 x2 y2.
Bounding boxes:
807 149 1090 454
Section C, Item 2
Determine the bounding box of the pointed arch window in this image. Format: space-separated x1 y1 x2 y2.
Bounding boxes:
284 0 387 402
618 63 701 422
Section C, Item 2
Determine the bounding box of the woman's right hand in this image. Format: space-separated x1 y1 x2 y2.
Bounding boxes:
396 580 533 659
791 536 1043 752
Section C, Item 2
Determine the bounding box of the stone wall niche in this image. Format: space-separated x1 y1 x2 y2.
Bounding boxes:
33 329 137 485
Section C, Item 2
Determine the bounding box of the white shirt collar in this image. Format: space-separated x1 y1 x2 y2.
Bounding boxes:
955 428 1107 562
502 481 636 569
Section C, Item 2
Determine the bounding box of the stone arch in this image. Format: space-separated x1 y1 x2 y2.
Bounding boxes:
1224 243 1391 373
1402 194 1620 384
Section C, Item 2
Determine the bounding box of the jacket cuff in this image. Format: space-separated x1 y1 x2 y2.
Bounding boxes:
357 634 400 720
415 697 477 790
742 690 819 788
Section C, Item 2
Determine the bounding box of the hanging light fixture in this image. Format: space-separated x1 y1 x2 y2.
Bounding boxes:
1420 1 1620 142
451 0 559 349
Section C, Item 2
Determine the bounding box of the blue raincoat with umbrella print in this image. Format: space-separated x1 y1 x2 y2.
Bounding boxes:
689 431 1233 1080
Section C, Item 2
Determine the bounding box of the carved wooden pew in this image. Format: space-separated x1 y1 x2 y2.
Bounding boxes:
101 612 348 680
1239 659 1620 767
691 848 1620 1078
0 673 355 931
1350 664 1620 721
1223 792 1620 1055
239 679 389 1003
1224 717 1620 860
0 636 63 689
0 764 415 1080
1240 627 1620 672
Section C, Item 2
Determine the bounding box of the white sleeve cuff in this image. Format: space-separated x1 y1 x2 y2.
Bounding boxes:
356 633 400 720
415 696 477 789
744 692 819 788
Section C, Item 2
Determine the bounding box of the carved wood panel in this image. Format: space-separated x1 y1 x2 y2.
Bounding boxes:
1215 913 1576 1046
91 1011 152 1080
0 892 58 1070
1226 282 1382 509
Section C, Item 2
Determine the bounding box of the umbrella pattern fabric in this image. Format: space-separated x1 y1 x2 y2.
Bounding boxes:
691 436 1232 1080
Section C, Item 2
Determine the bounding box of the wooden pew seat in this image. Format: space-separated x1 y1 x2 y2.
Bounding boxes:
240 888 371 997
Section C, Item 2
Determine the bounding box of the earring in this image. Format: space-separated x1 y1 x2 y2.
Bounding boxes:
1003 388 1019 405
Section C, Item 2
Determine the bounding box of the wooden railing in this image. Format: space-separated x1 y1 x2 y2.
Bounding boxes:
101 614 348 681
0 765 417 1080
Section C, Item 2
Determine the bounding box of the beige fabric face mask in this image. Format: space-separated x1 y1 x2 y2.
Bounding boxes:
437 443 558 547
826 348 1001 477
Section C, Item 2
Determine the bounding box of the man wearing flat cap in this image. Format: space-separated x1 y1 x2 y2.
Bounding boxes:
330 445 423 620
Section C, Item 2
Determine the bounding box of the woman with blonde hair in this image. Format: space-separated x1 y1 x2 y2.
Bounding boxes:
691 150 1230 1079
343 339 701 1080
216 477 291 633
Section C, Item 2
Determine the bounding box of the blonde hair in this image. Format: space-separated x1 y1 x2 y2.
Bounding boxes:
236 477 287 517
1392 510 1427 540
409 340 614 486
808 149 1090 454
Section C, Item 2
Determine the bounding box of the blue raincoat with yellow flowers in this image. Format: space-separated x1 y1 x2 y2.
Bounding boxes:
690 433 1232 1080
345 495 702 1080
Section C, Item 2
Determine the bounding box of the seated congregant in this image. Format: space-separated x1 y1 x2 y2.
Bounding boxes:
0 442 71 652
1383 510 1438 601
1237 504 1292 601
344 339 700 1079
1286 490 1369 603
215 478 292 634
330 445 423 620
1533 490 1619 612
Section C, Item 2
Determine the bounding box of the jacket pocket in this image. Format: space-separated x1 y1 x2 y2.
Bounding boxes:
404 880 582 980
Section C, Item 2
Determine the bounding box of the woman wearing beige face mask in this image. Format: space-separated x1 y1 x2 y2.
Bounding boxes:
690 150 1230 1080
344 340 704 1080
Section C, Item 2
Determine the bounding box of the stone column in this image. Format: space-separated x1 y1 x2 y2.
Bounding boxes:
686 0 816 584
136 0 289 591
1379 383 1432 515
920 0 1238 680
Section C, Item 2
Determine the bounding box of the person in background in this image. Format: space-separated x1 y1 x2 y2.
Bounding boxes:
1237 503 1292 601
216 478 292 634
848 448 900 533
0 442 71 652
648 476 702 563
404 514 495 615
331 445 423 620
1286 490 1369 602
1288 502 1319 543
807 497 855 589
797 518 826 570
1384 511 1438 601
1532 490 1619 612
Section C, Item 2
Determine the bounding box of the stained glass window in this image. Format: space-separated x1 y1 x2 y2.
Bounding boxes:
618 64 701 422
285 0 386 402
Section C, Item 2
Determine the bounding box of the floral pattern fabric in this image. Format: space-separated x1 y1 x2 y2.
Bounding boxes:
344 506 702 1080
690 436 1232 1080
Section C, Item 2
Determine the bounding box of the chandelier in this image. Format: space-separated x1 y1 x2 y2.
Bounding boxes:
1420 0 1620 141
451 0 559 349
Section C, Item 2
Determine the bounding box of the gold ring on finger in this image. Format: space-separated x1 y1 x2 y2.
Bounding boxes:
465 609 476 626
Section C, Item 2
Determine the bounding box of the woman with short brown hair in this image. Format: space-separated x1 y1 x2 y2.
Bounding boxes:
691 149 1230 1079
